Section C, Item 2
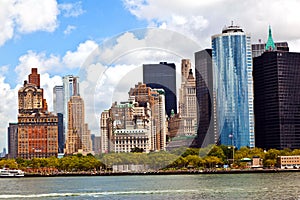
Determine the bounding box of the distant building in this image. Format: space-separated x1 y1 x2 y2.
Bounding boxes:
178 59 197 136
57 113 64 153
211 23 255 149
100 83 167 153
195 49 216 147
17 68 58 159
62 75 80 139
100 110 110 153
53 85 64 114
252 26 289 58
128 82 167 151
253 47 300 149
277 156 300 169
143 62 177 116
8 123 18 159
91 134 101 154
65 95 92 155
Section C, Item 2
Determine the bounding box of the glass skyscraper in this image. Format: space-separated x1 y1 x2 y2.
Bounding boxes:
211 24 255 149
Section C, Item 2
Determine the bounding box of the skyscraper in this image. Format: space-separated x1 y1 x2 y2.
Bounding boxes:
252 26 289 58
211 23 255 149
195 49 216 147
8 123 18 159
17 68 58 159
53 85 64 114
62 75 80 136
143 62 177 116
178 59 197 136
65 95 92 155
253 28 300 149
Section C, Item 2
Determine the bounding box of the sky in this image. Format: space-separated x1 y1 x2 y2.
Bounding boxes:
1 0 300 151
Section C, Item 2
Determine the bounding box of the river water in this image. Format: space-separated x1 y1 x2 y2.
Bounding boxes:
0 173 299 199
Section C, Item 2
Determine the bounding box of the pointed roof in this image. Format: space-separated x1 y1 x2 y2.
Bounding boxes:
265 25 276 51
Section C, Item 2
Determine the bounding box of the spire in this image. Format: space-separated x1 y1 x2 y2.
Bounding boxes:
265 25 276 51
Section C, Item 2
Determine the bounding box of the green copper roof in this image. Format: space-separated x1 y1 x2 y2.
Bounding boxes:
265 26 276 51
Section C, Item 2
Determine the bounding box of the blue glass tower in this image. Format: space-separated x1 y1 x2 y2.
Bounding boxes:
211 24 255 149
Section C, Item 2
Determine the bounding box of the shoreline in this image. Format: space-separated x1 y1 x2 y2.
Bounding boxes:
22 168 300 177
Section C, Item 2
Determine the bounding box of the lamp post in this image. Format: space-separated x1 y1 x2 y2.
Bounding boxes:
229 134 234 166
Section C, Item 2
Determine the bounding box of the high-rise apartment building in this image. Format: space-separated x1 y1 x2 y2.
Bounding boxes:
17 68 58 159
211 24 255 149
195 49 216 147
178 59 197 136
143 62 177 116
65 95 92 155
8 123 18 159
253 28 300 149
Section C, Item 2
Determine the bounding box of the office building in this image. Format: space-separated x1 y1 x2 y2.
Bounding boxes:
17 68 58 159
211 23 255 149
100 110 110 153
195 49 216 147
53 85 64 114
91 134 101 154
252 26 289 58
8 123 18 159
178 59 197 136
254 50 300 149
65 95 92 155
143 62 177 116
62 75 80 137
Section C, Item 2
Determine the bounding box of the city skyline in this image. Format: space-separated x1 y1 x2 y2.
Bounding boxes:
1 0 300 150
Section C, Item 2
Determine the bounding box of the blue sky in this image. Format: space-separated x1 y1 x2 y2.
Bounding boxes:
1 0 300 150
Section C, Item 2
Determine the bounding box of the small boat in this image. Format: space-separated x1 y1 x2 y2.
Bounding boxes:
0 169 25 177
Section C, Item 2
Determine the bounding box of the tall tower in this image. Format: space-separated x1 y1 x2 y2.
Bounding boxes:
143 62 177 116
53 85 64 114
62 75 80 138
65 95 92 154
211 23 255 149
254 28 300 149
178 59 197 136
17 68 58 159
195 49 216 147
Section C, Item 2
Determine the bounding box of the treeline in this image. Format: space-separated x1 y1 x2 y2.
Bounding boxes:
1 146 300 171
0 154 104 172
99 145 300 169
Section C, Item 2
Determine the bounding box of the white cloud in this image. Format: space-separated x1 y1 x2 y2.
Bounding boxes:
0 75 20 151
123 0 300 51
63 25 76 35
0 0 59 46
15 0 59 33
59 1 85 17
63 40 98 68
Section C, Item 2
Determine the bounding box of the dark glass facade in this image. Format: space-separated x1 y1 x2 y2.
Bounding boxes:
143 62 177 116
195 49 215 147
254 51 300 149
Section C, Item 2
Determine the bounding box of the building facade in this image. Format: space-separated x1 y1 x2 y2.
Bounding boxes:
17 68 58 159
8 123 18 159
65 95 92 155
178 59 197 136
53 85 64 114
143 62 177 116
195 49 216 147
253 51 300 150
128 82 167 151
62 75 80 138
211 24 255 149
252 27 289 58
